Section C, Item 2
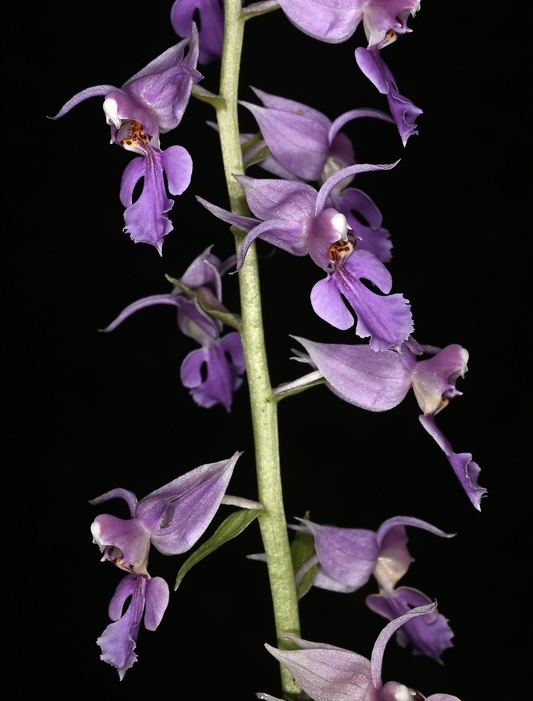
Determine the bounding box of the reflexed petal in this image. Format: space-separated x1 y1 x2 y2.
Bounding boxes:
293 337 416 410
375 516 453 590
90 487 138 517
136 454 240 553
419 415 486 510
100 294 182 333
328 108 394 144
370 602 438 687
51 84 117 119
366 587 453 662
315 162 398 215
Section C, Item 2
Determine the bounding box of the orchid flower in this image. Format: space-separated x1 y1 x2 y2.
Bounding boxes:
52 29 202 253
102 247 245 410
258 603 461 701
198 164 413 351
241 88 393 261
90 453 241 677
294 516 454 662
276 0 422 143
171 0 226 63
291 338 486 509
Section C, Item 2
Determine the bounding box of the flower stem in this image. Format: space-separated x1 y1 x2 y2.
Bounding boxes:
216 0 301 695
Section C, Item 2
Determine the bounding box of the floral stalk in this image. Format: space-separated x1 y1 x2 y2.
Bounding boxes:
215 0 301 695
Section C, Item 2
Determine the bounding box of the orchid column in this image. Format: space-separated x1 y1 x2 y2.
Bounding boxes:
214 0 301 694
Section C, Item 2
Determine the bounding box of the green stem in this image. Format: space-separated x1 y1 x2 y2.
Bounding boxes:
215 0 301 695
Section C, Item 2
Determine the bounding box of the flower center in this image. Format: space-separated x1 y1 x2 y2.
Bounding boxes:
327 237 354 263
116 120 151 153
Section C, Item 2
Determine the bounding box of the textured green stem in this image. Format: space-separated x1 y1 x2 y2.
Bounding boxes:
215 0 301 695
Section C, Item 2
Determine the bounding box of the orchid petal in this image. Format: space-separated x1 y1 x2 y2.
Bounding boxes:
330 188 392 263
315 162 398 216
419 415 486 510
366 587 453 663
100 294 182 332
293 337 416 409
171 0 224 64
302 520 379 591
89 488 138 517
196 196 259 232
234 175 317 221
50 85 117 119
370 602 438 687
240 99 330 181
277 0 362 43
355 47 422 146
311 276 356 330
265 640 373 701
161 145 193 195
137 454 240 553
143 577 170 631
98 575 146 679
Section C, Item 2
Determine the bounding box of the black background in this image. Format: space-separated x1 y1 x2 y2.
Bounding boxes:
9 1 527 698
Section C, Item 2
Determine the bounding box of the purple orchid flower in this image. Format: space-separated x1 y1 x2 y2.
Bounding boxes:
258 603 462 701
241 88 393 261
171 0 226 64
292 338 486 509
102 247 245 410
198 164 413 351
90 452 241 678
276 0 422 143
52 29 202 253
294 516 454 662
